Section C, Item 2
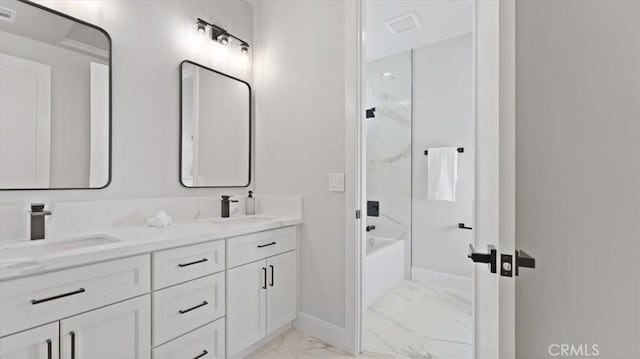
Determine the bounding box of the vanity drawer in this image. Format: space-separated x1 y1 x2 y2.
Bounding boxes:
0 255 150 337
152 272 225 346
152 240 225 290
153 318 225 359
227 226 297 268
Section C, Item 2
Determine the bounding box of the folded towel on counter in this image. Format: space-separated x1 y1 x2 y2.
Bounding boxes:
147 210 172 227
426 147 459 202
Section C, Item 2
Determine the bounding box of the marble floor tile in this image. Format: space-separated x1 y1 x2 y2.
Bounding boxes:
248 328 397 359
247 329 356 359
363 280 473 359
250 280 472 359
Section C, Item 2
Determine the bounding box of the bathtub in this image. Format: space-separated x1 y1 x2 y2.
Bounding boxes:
364 236 405 308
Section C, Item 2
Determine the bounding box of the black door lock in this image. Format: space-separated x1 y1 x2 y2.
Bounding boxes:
515 250 536 276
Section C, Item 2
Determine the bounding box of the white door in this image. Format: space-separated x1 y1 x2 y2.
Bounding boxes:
473 0 516 358
60 295 151 359
226 259 267 356
0 53 51 188
0 323 58 359
266 251 297 334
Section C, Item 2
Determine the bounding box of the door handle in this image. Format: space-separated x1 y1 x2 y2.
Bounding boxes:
46 339 52 359
458 223 473 230
467 244 497 273
515 250 536 275
262 267 267 289
269 265 274 287
70 331 76 359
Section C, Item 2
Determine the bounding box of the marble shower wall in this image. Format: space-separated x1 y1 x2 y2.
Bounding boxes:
365 52 412 249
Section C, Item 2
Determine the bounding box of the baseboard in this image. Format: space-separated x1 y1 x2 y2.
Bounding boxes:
411 267 472 293
294 311 353 354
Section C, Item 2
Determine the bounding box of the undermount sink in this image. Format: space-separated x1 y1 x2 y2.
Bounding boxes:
0 235 121 261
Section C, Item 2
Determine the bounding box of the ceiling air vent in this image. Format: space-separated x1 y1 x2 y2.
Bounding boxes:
385 12 421 36
0 6 16 23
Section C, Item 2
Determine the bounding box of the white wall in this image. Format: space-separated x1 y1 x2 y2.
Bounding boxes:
411 34 474 286
0 0 254 241
253 0 354 346
515 0 639 357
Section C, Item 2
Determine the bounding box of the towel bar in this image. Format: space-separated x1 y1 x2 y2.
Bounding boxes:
424 147 464 155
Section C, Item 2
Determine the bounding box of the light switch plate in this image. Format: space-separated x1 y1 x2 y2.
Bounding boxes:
329 173 345 192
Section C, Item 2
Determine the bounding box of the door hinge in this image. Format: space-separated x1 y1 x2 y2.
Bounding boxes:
355 210 361 219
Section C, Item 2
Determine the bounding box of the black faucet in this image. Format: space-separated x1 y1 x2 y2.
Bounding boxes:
366 225 376 232
30 203 52 240
221 196 239 218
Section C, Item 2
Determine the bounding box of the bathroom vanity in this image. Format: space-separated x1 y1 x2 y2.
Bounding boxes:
0 1 299 357
0 215 302 359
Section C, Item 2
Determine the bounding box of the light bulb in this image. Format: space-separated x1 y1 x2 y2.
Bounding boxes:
196 22 207 33
241 44 249 54
218 34 229 46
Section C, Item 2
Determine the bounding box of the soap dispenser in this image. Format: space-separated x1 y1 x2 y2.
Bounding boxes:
245 191 255 215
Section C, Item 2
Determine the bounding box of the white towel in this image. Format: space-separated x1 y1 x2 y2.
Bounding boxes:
146 211 172 227
427 147 459 202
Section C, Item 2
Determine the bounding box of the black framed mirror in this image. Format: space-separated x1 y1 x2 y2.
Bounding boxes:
0 0 112 190
179 60 251 188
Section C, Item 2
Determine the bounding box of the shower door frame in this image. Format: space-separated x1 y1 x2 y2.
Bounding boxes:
351 0 517 357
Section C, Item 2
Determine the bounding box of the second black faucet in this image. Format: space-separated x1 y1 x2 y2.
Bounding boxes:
221 196 239 218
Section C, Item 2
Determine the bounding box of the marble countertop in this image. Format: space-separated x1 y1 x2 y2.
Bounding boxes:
0 215 302 281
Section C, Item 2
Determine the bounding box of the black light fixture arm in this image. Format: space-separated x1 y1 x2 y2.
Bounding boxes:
196 18 250 48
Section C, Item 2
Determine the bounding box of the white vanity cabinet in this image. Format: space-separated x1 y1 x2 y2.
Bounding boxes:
0 254 151 359
150 239 227 358
0 223 300 359
152 319 225 359
59 295 151 359
265 251 298 333
226 260 267 354
0 296 150 359
0 255 150 337
226 227 298 357
0 323 58 359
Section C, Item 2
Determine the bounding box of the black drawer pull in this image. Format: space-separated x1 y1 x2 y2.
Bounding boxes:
194 350 208 359
178 258 209 267
257 241 276 248
31 288 86 305
178 300 208 314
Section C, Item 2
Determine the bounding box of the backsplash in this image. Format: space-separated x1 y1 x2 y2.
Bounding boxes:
0 194 302 243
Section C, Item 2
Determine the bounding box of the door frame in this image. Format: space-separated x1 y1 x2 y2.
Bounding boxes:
350 0 516 356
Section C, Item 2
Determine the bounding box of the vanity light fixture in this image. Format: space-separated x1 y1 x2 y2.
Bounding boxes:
196 18 249 53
